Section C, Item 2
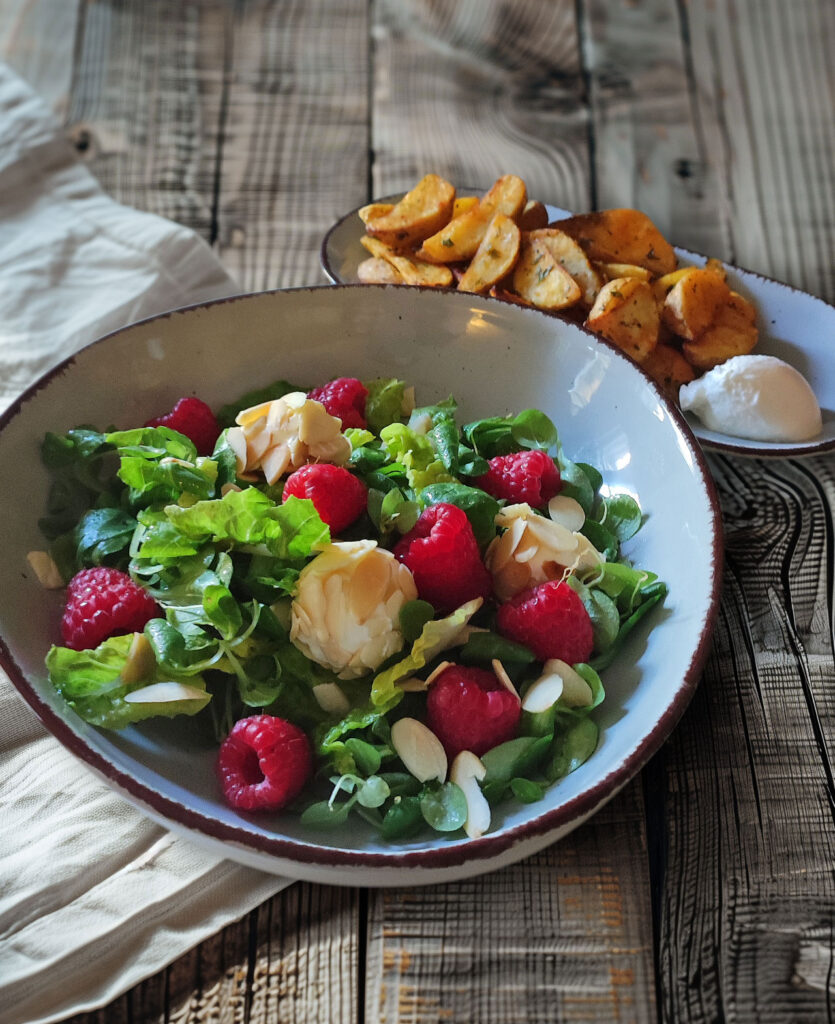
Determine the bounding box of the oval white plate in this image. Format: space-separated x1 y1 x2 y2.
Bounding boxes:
0 286 721 886
321 196 835 458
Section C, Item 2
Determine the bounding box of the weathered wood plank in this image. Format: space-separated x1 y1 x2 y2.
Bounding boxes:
579 0 727 257
214 0 370 290
366 780 656 1024
653 455 835 1023
65 0 229 239
684 0 835 298
371 0 593 211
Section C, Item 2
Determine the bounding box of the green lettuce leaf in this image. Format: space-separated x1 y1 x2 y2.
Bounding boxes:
370 597 483 706
364 378 408 433
47 634 210 730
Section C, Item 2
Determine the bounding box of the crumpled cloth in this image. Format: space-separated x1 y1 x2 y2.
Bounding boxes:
0 64 291 1024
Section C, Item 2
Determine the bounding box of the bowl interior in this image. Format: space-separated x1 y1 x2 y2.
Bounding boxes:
0 285 720 879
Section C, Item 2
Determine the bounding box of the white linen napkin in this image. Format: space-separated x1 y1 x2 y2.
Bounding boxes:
0 64 291 1024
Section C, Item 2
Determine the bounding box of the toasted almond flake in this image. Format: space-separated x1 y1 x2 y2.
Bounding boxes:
424 660 453 686
397 676 429 692
220 483 243 496
226 426 248 472
236 401 275 427
491 659 520 700
543 658 594 707
450 751 490 839
124 681 207 704
26 551 64 590
522 659 594 712
260 444 292 484
391 718 447 783
521 673 564 712
120 633 156 685
547 494 586 532
312 682 351 716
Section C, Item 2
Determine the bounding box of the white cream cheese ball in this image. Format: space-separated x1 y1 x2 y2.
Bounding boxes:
290 540 418 679
679 355 822 442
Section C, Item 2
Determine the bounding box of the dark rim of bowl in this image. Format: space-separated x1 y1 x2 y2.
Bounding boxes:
0 285 724 873
320 197 835 461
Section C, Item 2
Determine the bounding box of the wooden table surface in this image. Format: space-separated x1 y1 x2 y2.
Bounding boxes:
3 1 834 1021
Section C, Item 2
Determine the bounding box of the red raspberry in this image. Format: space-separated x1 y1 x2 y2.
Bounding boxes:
393 503 492 614
217 715 312 812
61 567 160 651
308 377 368 430
496 580 593 664
282 463 367 533
426 665 521 758
145 397 221 456
476 450 561 507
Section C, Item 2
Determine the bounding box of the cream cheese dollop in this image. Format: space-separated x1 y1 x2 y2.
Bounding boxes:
679 355 822 442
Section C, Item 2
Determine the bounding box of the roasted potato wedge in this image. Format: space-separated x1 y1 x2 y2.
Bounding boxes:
361 235 453 287
598 262 652 283
661 268 731 340
558 209 677 276
586 277 660 363
358 202 393 225
365 173 456 248
682 291 758 370
518 200 549 231
511 237 582 310
528 228 603 306
453 195 480 217
457 213 521 294
418 174 527 263
641 342 696 401
357 256 403 284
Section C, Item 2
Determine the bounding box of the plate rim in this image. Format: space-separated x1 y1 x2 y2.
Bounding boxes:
0 284 724 874
320 196 835 460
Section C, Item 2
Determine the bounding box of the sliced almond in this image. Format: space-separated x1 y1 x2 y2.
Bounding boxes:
491 659 520 700
120 632 157 685
450 750 490 839
397 676 429 693
391 717 447 783
522 659 593 712
124 681 208 704
521 672 564 712
26 551 64 590
312 682 351 716
547 495 586 532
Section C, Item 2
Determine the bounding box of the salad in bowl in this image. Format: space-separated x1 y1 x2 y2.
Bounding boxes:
35 373 664 844
0 286 719 884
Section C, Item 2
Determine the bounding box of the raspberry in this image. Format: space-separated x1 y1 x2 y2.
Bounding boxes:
145 397 221 456
426 665 521 758
282 463 367 533
61 567 160 651
476 450 561 507
393 503 492 614
308 377 368 430
217 715 312 812
496 580 593 664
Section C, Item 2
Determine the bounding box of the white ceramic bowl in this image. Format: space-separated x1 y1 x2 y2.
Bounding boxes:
0 286 721 886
